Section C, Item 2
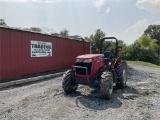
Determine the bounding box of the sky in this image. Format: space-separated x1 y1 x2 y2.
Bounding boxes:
0 0 160 45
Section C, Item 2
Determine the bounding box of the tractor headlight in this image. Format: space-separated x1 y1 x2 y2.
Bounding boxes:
76 59 81 62
83 59 92 63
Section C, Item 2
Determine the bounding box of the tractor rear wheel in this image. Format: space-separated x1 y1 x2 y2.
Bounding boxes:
116 62 127 88
62 70 78 94
100 71 113 99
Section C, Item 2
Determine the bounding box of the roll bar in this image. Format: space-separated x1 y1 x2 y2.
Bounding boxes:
99 37 118 57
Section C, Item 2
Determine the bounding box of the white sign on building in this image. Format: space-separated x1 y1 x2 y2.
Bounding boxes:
31 40 52 57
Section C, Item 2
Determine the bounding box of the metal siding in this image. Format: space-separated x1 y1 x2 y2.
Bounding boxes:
33 33 40 73
0 28 90 81
24 32 29 75
30 33 34 74
1 30 4 79
16 31 20 77
0 29 1 81
1 29 11 79
0 29 3 80
9 30 14 77
21 31 27 75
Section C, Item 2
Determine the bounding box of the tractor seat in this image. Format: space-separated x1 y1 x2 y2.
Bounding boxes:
104 51 115 66
104 51 115 59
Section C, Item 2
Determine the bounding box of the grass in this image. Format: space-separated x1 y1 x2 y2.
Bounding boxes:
126 60 160 68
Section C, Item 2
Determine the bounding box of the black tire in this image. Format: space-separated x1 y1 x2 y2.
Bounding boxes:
116 62 127 89
100 71 113 99
62 70 78 94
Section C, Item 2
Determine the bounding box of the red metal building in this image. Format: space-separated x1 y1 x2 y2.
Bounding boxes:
0 27 90 82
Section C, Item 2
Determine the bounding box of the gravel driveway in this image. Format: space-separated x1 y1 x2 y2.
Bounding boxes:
0 64 160 120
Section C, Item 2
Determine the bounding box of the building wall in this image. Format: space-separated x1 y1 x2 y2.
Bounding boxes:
0 27 90 81
0 28 2 81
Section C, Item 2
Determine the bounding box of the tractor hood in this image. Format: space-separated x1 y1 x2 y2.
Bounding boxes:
76 54 103 59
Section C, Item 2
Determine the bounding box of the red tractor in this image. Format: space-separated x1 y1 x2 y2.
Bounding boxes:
62 37 127 99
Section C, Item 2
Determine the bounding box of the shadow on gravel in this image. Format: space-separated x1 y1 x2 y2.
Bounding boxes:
67 86 139 111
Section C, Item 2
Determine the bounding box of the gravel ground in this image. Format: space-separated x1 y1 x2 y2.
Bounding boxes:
0 64 160 120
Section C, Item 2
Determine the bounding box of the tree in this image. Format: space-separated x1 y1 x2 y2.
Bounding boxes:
103 40 126 55
117 41 131 60
23 28 30 31
73 35 81 40
0 19 7 26
60 29 69 37
144 25 160 65
51 33 60 36
144 25 160 40
67 35 81 40
30 27 42 32
85 29 105 53
137 34 158 64
118 34 159 64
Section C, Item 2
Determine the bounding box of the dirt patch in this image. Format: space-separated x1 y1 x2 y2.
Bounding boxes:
0 65 160 120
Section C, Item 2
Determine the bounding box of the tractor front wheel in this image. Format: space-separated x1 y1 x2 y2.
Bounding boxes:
100 71 113 99
62 70 78 94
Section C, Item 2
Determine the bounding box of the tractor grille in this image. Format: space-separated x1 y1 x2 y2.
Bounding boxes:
76 62 92 75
